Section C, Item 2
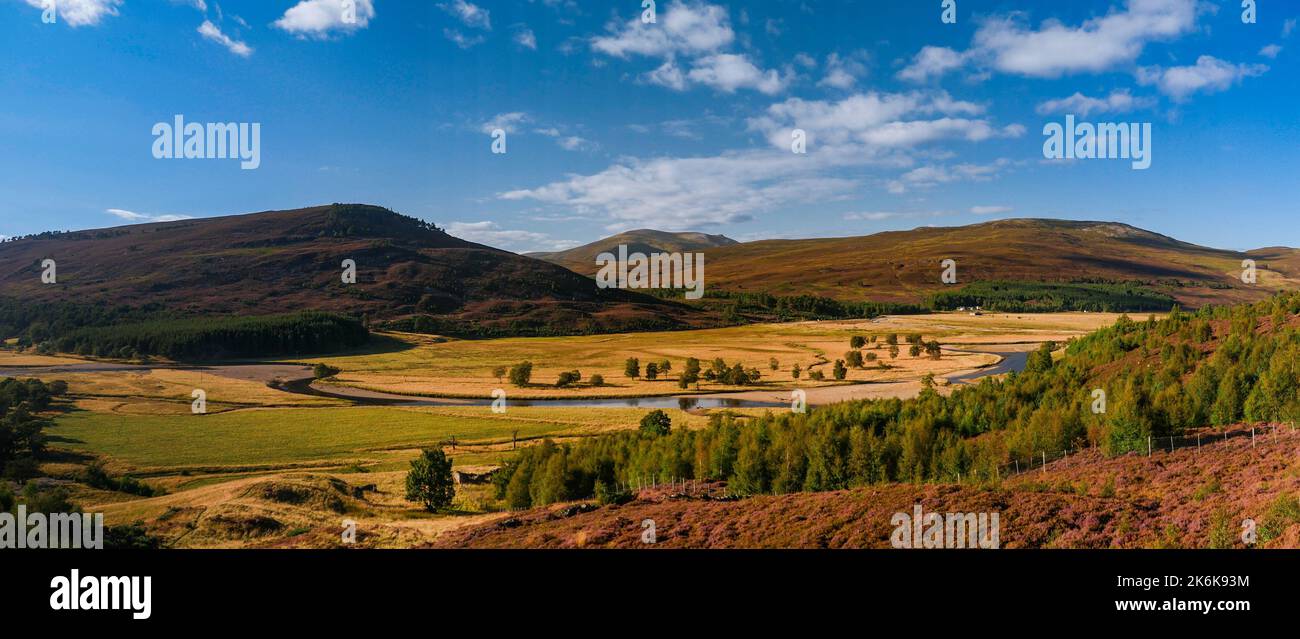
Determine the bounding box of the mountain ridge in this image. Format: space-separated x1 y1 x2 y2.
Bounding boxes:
0 204 713 337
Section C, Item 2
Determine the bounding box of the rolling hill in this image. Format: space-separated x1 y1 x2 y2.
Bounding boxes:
528 229 738 275
551 219 1300 308
0 204 712 337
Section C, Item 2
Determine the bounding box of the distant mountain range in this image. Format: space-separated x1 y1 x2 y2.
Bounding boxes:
3 208 1296 341
539 219 1300 308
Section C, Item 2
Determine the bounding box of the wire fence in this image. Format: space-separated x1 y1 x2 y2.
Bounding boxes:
989 421 1299 482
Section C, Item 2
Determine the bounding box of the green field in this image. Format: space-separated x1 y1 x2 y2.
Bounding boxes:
48 405 714 472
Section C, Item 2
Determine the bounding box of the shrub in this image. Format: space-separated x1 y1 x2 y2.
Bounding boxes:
313 363 341 379
555 370 582 388
639 410 671 437
405 449 456 512
508 361 533 387
589 374 605 387
624 358 640 379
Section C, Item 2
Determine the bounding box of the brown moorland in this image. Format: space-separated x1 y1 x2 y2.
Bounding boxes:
542 219 1300 308
0 203 711 335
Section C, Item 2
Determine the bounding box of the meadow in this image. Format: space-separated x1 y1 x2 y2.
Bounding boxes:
286 312 1126 399
47 404 735 473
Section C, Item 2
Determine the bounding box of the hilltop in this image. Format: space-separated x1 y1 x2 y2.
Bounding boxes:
0 204 711 337
529 229 738 274
550 219 1300 308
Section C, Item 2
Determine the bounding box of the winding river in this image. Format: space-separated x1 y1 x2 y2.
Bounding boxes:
2 348 1028 410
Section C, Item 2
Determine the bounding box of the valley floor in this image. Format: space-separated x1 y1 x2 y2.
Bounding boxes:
2 311 1214 549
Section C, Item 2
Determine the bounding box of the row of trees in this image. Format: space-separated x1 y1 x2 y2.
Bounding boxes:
491 293 1300 505
498 362 605 388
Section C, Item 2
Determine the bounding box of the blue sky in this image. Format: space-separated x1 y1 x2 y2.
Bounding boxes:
0 0 1296 253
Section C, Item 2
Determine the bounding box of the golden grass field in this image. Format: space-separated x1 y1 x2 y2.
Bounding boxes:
4 311 1129 547
287 312 1127 399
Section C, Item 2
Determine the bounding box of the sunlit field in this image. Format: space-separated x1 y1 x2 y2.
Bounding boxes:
285 312 1126 399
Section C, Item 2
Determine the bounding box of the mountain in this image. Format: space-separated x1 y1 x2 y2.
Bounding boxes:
529 229 738 274
556 219 1299 308
0 204 711 336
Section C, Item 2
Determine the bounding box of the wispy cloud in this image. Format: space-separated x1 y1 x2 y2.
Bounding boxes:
106 209 194 224
514 26 538 50
970 205 1013 215
444 28 486 49
198 20 253 57
1137 55 1268 101
439 1 492 30
447 221 578 253
1036 89 1154 116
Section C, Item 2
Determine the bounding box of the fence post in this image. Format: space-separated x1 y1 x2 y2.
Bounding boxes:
1014 459 1019 474
1197 433 1201 451
1252 428 1256 448
1041 451 1046 474
1169 435 1173 452
1148 436 1152 457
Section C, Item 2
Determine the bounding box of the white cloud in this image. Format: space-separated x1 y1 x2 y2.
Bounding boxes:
1035 89 1154 115
897 46 967 82
887 160 1011 194
439 1 491 30
686 54 789 95
24 0 121 27
535 126 595 151
1285 18 1297 38
747 91 1008 153
480 112 529 134
514 27 537 50
646 60 688 90
972 0 1200 77
1137 55 1268 101
898 0 1201 81
501 150 861 231
844 211 949 221
592 1 734 58
504 89 1020 230
1259 44 1282 59
273 0 374 38
197 20 253 57
107 209 193 223
447 221 578 253
844 211 902 221
444 28 486 49
819 52 868 89
970 205 1013 215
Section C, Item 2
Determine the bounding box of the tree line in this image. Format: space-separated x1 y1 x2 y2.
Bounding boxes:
49 312 369 360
